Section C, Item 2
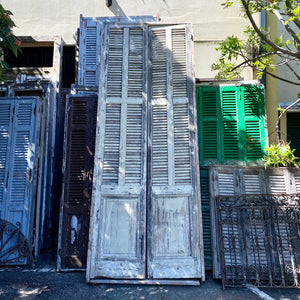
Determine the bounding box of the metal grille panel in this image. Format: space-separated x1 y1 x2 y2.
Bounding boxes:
216 194 300 288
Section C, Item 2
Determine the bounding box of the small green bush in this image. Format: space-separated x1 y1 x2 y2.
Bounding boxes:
263 141 300 168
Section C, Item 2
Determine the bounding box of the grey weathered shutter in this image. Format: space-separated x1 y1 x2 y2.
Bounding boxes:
58 95 97 271
78 17 101 86
0 100 14 219
147 25 203 279
5 99 38 238
87 24 147 280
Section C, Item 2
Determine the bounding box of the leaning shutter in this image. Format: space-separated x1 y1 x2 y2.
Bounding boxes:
148 24 203 279
0 100 14 219
197 86 221 164
4 98 38 257
57 95 97 271
87 24 147 281
78 17 101 86
242 85 267 161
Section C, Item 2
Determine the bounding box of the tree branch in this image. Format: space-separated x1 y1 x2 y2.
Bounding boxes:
273 8 300 51
240 0 300 59
285 0 300 30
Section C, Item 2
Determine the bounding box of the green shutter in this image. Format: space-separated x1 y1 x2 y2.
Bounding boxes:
197 86 221 164
220 86 240 162
200 167 212 269
197 84 266 165
242 85 266 161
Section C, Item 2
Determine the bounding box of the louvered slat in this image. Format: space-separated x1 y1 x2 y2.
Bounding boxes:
174 103 191 184
222 89 239 160
151 30 167 99
102 104 121 184
125 104 142 184
172 28 187 98
151 105 168 185
128 28 143 98
107 28 123 98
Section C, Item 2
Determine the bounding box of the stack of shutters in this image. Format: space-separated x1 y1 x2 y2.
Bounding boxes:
58 15 156 271
196 84 267 269
0 97 44 265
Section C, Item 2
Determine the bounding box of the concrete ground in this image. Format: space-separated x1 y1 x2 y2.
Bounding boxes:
0 251 300 300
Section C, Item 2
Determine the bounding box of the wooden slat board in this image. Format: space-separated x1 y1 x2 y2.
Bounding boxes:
57 95 98 271
210 165 300 280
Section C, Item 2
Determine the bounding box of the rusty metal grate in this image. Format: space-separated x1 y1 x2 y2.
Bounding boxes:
0 219 32 266
216 194 300 288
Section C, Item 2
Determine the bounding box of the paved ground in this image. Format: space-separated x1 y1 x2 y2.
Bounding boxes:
0 251 300 300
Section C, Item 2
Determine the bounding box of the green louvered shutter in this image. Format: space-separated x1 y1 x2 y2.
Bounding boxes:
242 85 266 161
220 86 240 162
197 86 220 164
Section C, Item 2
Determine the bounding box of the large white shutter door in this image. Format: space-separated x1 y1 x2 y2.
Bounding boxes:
87 24 147 280
147 25 203 279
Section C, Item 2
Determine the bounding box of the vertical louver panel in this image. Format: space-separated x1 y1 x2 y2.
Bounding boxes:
221 88 239 161
87 24 147 281
172 28 187 98
0 102 13 218
102 104 121 184
174 103 191 184
7 100 37 237
128 28 144 98
58 95 98 271
151 105 168 186
107 28 123 98
243 85 266 160
200 167 212 269
151 30 167 99
197 86 219 163
148 25 203 279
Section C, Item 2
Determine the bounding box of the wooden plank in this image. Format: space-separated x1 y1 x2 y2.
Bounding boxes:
88 279 201 286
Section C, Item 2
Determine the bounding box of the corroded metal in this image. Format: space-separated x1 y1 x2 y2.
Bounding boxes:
0 219 32 265
216 194 300 288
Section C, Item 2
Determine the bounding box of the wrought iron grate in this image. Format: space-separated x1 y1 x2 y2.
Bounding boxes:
0 219 32 266
216 194 300 288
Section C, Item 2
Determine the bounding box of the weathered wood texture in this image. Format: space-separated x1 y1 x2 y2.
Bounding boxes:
87 23 204 282
87 24 148 280
210 165 300 279
57 95 97 271
147 24 203 279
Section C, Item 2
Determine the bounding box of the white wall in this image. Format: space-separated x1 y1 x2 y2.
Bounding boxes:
2 0 254 79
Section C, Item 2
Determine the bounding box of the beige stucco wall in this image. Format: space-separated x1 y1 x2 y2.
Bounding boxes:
2 0 254 80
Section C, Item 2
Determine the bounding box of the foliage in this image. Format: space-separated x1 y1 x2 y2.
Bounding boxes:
212 0 300 86
0 4 21 79
263 141 300 168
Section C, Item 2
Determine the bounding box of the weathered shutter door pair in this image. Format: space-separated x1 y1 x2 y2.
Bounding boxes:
0 98 38 264
87 24 203 281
